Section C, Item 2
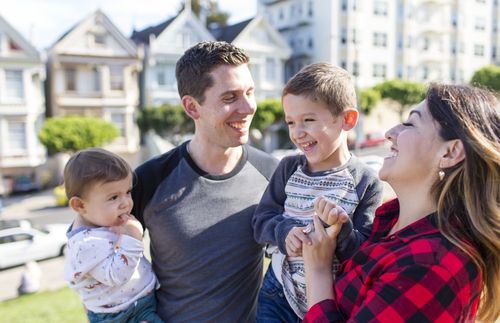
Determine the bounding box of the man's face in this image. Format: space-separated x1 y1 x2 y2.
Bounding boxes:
194 64 256 149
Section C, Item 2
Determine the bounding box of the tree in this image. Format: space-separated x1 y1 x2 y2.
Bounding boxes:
251 99 284 132
374 80 426 120
38 116 118 155
137 104 194 137
181 0 229 28
358 88 381 116
470 65 500 92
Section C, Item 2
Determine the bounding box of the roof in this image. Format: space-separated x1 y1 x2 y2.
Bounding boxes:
210 18 252 42
131 16 176 45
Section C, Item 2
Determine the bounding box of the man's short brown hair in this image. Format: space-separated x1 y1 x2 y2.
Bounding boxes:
175 41 250 104
283 63 357 115
63 148 131 199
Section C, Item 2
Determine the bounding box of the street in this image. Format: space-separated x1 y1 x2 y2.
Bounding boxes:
0 189 72 302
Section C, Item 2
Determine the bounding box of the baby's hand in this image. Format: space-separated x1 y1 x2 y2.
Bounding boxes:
285 226 312 257
313 197 349 227
111 214 143 242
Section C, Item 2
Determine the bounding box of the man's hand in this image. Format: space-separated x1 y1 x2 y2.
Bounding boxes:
285 226 313 257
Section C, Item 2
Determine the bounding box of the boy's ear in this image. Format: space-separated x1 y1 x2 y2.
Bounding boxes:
69 196 86 214
439 139 465 169
181 95 201 120
342 108 358 131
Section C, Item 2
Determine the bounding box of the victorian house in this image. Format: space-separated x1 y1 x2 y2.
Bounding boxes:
0 15 46 195
46 10 141 154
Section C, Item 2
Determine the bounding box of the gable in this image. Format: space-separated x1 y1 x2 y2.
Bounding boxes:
52 10 137 58
151 10 214 55
232 16 291 58
0 15 40 61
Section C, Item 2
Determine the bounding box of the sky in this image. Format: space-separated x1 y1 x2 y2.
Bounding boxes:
0 0 258 51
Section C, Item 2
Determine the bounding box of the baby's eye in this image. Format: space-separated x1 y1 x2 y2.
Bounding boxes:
126 190 132 195
110 195 118 201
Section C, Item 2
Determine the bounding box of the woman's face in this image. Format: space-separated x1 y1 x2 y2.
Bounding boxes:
379 100 446 189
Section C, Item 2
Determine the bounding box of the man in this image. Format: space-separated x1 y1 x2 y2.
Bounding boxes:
132 41 279 322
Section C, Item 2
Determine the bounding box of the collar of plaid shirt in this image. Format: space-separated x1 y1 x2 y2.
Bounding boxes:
303 198 481 323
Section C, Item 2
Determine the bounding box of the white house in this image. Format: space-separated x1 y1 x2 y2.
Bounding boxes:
132 6 215 107
0 15 46 195
132 5 291 107
46 10 141 154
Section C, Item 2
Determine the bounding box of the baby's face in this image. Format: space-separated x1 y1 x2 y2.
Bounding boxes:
79 173 133 227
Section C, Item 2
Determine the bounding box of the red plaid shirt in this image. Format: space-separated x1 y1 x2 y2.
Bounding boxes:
304 199 481 323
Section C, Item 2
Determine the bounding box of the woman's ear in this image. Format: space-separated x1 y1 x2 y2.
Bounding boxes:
342 109 359 131
69 196 85 214
181 95 201 120
440 139 465 169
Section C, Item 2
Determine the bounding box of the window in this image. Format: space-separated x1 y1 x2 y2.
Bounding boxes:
65 68 76 91
157 71 165 86
452 14 458 28
111 113 125 137
474 44 485 56
109 65 124 91
92 67 101 92
266 58 276 82
341 0 348 11
308 37 314 49
352 29 358 44
7 121 27 153
374 1 388 16
308 1 313 17
372 64 387 78
341 28 348 44
422 66 429 80
451 42 457 55
475 18 486 31
340 61 347 69
372 64 387 77
373 32 387 47
5 70 24 99
493 46 497 59
423 37 430 50
94 33 106 45
352 61 359 76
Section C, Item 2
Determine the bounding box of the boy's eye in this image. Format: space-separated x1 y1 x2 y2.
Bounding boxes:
286 121 294 126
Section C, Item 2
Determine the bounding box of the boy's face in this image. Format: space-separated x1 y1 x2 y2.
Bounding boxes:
193 64 256 149
283 94 347 172
78 173 133 228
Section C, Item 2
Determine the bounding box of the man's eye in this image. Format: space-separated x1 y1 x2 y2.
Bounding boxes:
223 96 236 103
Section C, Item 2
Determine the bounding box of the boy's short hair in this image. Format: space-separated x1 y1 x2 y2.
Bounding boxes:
175 41 250 104
63 148 131 199
283 62 357 115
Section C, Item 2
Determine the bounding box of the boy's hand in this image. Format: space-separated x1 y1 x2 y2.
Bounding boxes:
313 197 349 227
285 226 312 257
111 214 143 242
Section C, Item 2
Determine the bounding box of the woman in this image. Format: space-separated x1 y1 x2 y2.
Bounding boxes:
302 84 500 322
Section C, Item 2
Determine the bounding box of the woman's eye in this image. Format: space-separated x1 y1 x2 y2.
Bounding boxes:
402 122 413 127
304 118 315 122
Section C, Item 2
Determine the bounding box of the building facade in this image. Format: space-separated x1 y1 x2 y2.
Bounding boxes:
258 0 496 87
46 10 141 154
0 15 46 195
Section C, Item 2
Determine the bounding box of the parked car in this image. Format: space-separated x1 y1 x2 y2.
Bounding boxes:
359 155 384 173
0 223 68 269
0 219 31 230
11 175 40 194
359 133 386 149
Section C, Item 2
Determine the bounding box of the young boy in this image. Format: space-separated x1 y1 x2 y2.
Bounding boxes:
63 148 163 323
252 63 383 320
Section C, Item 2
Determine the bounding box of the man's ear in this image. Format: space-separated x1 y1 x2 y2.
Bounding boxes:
181 95 201 120
69 196 86 214
342 108 359 131
439 139 465 169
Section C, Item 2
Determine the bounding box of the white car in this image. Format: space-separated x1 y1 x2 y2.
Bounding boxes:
0 222 69 269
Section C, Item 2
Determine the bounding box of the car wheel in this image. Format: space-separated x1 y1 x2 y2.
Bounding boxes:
60 244 68 257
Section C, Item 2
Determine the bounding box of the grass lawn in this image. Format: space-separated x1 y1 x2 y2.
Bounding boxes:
0 257 271 322
0 287 86 323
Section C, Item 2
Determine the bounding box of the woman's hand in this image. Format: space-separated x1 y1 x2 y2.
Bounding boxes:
302 213 348 308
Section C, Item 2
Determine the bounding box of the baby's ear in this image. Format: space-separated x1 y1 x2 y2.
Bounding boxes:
69 196 85 214
342 108 358 130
